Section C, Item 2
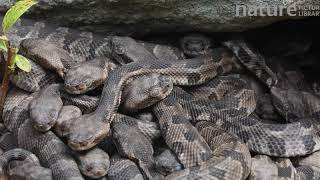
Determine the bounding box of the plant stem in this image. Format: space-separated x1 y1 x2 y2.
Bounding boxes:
0 47 15 116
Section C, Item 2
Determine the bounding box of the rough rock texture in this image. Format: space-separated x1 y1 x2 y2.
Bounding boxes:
1 0 318 35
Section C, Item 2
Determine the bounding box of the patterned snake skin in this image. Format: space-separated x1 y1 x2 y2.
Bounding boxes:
223 39 278 88
1 16 186 179
3 88 85 180
108 155 144 180
66 46 242 150
174 76 320 157
152 84 251 179
0 148 52 179
165 120 251 180
112 117 163 180
3 15 320 179
2 14 114 94
221 38 320 178
2 83 166 179
250 153 320 180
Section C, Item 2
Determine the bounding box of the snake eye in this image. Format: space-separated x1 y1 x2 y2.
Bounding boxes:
49 110 56 118
86 166 93 172
114 45 124 55
150 87 161 98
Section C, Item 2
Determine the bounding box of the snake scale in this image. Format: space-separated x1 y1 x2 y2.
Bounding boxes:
0 15 116 179
1 15 320 180
2 88 85 179
0 148 52 179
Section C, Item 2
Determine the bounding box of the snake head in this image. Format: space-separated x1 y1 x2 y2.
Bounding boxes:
29 84 63 132
113 42 125 55
64 58 114 94
180 33 212 58
82 163 108 179
110 36 156 64
271 87 307 120
30 108 58 132
54 105 82 137
110 36 132 64
76 148 109 179
67 114 110 151
121 74 173 112
149 75 173 98
155 149 183 174
8 161 53 180
19 38 68 78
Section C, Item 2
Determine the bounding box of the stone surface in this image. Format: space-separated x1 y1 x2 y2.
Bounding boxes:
0 0 319 35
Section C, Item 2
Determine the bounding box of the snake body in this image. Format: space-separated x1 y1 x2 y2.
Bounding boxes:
112 118 163 179
3 88 85 180
250 153 320 180
108 156 144 180
0 148 52 179
223 39 278 88
1 29 177 179
113 114 161 142
10 59 58 93
2 15 320 180
153 92 213 168
139 41 185 61
17 118 85 180
173 76 320 157
165 121 251 180
4 15 114 95
67 47 241 150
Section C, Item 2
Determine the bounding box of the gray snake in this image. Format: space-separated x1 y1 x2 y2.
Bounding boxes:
2 16 320 180
66 46 241 150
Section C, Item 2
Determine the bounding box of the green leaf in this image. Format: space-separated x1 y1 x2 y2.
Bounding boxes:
14 54 31 72
0 35 8 41
0 39 7 52
2 0 38 33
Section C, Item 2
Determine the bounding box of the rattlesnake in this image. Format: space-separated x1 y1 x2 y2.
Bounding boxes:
1 17 179 179
67 33 320 179
66 46 242 150
0 148 52 179
249 153 320 180
2 15 320 180
0 15 115 179
2 88 85 179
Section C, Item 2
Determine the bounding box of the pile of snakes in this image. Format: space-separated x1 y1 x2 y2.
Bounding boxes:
0 16 320 180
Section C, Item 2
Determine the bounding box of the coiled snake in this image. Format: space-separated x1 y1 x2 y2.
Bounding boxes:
2 16 320 180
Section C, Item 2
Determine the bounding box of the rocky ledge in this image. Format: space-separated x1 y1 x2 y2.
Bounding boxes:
0 0 319 35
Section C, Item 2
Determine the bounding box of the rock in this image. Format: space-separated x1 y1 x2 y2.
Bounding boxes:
1 0 319 35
